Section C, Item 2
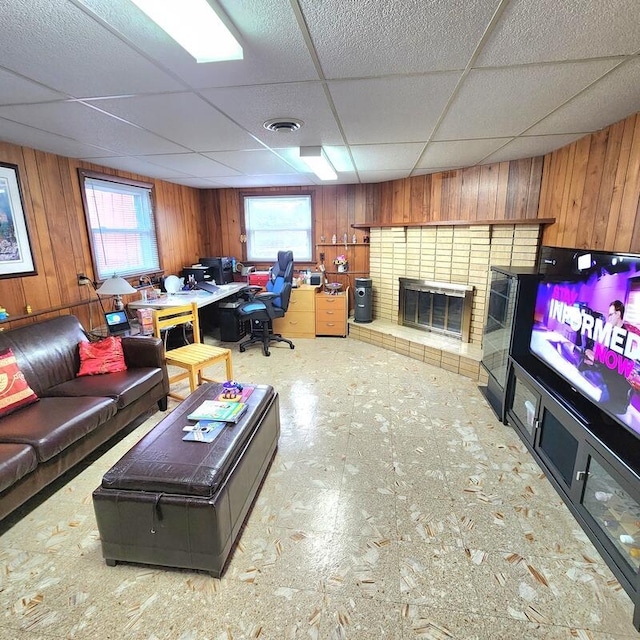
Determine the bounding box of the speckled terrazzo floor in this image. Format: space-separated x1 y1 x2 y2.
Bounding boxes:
0 336 638 639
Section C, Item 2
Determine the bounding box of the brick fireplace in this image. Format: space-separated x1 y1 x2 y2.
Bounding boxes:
349 221 546 380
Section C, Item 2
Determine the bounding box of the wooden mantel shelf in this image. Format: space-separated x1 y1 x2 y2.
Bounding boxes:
352 218 555 229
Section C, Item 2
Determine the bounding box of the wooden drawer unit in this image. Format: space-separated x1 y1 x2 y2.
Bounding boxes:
316 289 348 337
272 285 316 339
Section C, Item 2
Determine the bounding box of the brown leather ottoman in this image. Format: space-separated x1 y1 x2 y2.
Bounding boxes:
92 383 279 576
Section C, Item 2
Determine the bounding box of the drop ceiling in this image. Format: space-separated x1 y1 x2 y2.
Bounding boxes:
0 0 638 188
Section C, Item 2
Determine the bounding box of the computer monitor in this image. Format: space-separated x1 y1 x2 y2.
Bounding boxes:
104 311 131 336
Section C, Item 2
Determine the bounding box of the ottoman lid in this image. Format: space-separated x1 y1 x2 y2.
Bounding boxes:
100 383 275 497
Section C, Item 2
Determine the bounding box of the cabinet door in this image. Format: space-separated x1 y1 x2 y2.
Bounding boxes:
482 271 515 388
578 445 640 579
505 363 541 445
535 399 586 499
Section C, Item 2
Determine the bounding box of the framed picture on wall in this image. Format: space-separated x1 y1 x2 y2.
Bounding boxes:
0 162 36 278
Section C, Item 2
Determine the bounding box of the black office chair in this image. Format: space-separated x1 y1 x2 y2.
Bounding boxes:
236 250 295 356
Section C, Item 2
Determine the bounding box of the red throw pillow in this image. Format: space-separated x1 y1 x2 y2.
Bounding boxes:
77 336 127 376
0 348 39 416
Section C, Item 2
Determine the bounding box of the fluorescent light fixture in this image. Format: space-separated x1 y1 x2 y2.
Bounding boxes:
130 0 243 63
299 146 337 181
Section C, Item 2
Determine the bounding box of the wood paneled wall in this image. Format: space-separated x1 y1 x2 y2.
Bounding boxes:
539 112 640 252
0 140 206 329
208 157 544 265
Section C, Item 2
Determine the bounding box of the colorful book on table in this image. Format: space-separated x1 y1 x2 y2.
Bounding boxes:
187 400 248 423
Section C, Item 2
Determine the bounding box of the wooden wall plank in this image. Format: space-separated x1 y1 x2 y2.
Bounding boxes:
604 114 635 249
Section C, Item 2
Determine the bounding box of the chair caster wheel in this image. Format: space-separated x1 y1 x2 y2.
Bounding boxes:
264 351 271 357
239 346 246 353
290 344 295 349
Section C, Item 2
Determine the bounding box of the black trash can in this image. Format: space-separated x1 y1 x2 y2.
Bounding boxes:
218 301 248 342
354 278 373 323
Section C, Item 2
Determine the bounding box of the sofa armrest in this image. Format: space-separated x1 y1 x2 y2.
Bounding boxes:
121 336 165 370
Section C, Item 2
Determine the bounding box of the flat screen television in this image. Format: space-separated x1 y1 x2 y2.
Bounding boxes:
530 246 640 437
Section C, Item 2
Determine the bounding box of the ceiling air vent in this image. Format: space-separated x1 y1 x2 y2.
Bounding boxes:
263 118 303 133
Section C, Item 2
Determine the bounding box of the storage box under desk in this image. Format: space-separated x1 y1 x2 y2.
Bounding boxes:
92 383 280 577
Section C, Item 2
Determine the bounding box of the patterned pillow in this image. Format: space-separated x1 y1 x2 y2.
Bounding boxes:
0 348 39 416
77 336 127 376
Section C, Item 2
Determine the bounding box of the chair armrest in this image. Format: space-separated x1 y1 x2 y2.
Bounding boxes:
237 285 263 300
255 292 277 302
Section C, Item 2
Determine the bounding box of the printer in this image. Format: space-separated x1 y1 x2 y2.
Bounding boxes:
198 256 235 284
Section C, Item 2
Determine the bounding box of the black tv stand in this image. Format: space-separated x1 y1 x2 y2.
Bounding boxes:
505 350 640 631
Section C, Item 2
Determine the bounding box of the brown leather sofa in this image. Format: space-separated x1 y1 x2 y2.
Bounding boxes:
0 315 169 522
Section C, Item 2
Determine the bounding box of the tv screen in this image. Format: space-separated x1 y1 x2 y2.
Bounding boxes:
530 247 640 437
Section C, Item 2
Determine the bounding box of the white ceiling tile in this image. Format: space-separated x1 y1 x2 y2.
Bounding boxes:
166 178 226 189
527 58 640 135
357 170 413 183
81 156 191 179
203 149 296 174
88 93 257 152
0 101 186 155
350 144 424 172
0 0 183 97
329 74 460 145
417 139 508 169
214 174 315 187
200 82 343 147
481 134 586 164
138 154 241 178
0 69 65 105
0 118 111 158
298 0 501 76
477 0 640 66
434 60 621 140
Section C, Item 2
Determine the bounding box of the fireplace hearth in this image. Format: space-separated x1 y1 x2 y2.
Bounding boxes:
399 278 474 342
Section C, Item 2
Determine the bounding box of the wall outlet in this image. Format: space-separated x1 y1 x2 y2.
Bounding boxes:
77 274 91 286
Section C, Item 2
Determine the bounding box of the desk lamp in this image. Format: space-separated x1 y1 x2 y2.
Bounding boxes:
96 276 136 311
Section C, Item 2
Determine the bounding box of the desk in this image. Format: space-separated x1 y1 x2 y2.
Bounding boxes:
128 283 247 311
128 283 248 341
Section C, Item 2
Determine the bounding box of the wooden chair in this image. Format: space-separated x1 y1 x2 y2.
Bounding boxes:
153 302 233 401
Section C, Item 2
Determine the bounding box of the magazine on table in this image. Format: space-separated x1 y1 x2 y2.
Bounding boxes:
182 420 226 442
187 400 248 423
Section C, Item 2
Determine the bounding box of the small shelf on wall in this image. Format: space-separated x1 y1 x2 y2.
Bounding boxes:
316 243 370 247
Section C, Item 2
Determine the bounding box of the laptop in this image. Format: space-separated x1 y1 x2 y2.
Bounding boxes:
195 281 220 294
104 311 132 336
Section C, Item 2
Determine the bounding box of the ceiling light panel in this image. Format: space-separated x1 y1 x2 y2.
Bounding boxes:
129 0 243 62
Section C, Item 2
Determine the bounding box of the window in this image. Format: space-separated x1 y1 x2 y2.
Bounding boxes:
243 194 313 262
79 170 160 281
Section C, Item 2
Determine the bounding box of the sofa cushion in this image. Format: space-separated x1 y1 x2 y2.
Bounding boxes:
44 368 164 410
0 396 117 462
0 443 38 493
0 348 39 417
77 337 127 376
